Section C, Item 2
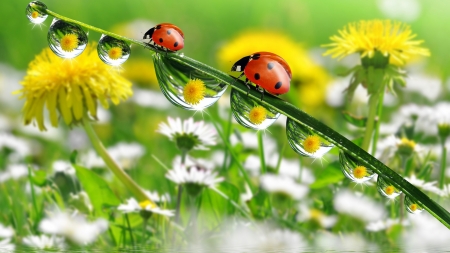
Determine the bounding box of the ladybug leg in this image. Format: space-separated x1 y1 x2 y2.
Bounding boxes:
245 78 251 96
255 85 265 101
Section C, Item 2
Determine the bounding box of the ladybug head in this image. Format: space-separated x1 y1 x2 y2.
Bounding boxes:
231 56 251 72
143 27 155 39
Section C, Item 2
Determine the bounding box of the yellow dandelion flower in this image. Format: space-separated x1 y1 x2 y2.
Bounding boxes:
31 11 39 19
122 58 158 87
18 43 132 131
218 31 329 108
384 185 395 196
353 166 367 179
323 20 430 65
409 203 418 212
183 79 206 105
248 105 267 125
303 135 321 154
60 33 79 52
108 47 123 60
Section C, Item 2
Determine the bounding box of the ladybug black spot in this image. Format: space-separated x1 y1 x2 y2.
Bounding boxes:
267 62 275 70
159 38 163 43
174 41 179 47
274 81 282 89
167 29 172 35
254 73 260 80
252 54 261 60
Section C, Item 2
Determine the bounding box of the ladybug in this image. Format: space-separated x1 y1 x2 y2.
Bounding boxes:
231 52 291 98
143 23 184 52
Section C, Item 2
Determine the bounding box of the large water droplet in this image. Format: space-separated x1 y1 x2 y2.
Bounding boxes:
377 176 401 199
97 35 131 66
26 1 48 24
405 195 424 214
230 89 280 130
153 53 227 110
47 19 88 59
339 151 375 183
286 118 334 158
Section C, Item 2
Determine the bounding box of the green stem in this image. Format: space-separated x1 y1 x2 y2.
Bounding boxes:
361 94 379 151
439 144 447 189
371 91 384 156
125 214 135 246
82 118 153 204
257 131 267 174
42 8 450 229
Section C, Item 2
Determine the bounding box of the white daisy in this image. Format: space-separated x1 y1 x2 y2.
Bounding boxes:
333 190 385 223
0 223 14 238
365 218 407 232
0 132 31 158
144 190 171 203
297 204 337 228
52 160 76 176
259 174 309 200
117 198 174 217
0 238 15 251
166 163 223 188
39 210 108 245
23 235 65 250
81 142 145 170
0 164 28 183
405 174 443 196
157 117 216 151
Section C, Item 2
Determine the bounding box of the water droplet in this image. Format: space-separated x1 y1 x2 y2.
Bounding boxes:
339 150 375 183
153 53 227 110
377 176 401 199
286 118 334 158
97 35 131 66
405 195 424 214
230 89 280 130
26 1 48 24
47 18 88 59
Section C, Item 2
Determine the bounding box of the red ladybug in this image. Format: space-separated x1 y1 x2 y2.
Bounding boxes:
143 23 184 51
232 52 291 97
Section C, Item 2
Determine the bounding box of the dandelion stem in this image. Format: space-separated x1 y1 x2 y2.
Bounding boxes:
362 94 379 151
371 91 384 156
82 118 153 204
439 144 447 189
27 165 40 231
258 131 267 174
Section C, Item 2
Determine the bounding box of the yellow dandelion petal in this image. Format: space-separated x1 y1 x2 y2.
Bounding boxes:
353 166 367 179
385 185 395 195
60 33 79 52
323 20 430 65
108 47 123 60
18 44 132 131
183 79 206 105
302 135 321 154
248 105 267 125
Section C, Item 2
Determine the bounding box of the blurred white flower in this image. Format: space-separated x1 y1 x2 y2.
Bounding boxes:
0 164 28 183
404 74 441 101
315 232 378 252
405 174 443 196
260 174 309 200
240 184 253 203
166 162 223 188
23 235 65 250
69 192 93 214
297 204 336 228
334 190 385 222
377 0 421 22
0 63 24 110
118 198 174 217
158 117 216 151
52 160 76 176
67 129 89 150
0 238 15 251
144 190 171 203
81 142 145 169
366 218 406 232
39 210 108 245
0 223 14 238
0 132 31 158
132 88 172 110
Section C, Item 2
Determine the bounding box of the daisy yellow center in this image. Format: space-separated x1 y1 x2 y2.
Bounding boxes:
409 203 418 212
323 19 430 65
384 185 395 195
31 11 39 19
248 105 267 125
302 135 321 154
139 200 155 209
183 79 206 105
353 166 367 179
397 137 416 157
60 33 79 52
108 47 123 60
310 209 322 221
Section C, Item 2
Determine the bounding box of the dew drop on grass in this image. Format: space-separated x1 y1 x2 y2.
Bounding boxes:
47 18 88 59
377 176 401 199
153 53 227 110
230 89 280 130
26 1 48 24
405 195 424 214
338 150 375 183
286 118 334 158
97 35 131 66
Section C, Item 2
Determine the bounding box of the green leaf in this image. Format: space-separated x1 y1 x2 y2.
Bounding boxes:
73 165 121 216
31 170 48 187
310 162 345 189
247 190 271 219
342 111 367 128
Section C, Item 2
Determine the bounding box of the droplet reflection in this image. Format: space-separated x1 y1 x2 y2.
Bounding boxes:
97 35 131 66
47 19 88 59
26 1 48 24
339 150 375 183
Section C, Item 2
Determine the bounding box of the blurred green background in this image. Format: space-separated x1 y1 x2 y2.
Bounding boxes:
3 0 450 76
